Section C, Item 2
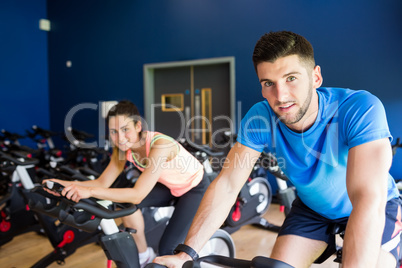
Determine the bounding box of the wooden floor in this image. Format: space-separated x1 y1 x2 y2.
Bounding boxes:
0 204 338 268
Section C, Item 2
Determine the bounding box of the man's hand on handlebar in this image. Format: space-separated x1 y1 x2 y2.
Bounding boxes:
153 252 192 268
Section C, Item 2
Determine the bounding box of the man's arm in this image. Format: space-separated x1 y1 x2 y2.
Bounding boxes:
343 138 392 268
154 143 261 267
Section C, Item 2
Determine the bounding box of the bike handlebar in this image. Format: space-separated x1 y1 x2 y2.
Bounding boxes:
395 137 401 146
29 186 138 233
70 199 138 219
27 125 60 139
0 151 39 166
66 127 95 142
39 186 138 219
144 255 294 268
1 129 25 141
392 137 401 156
260 152 289 181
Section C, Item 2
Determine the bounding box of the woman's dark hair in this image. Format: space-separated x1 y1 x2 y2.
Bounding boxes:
106 100 141 124
252 31 315 72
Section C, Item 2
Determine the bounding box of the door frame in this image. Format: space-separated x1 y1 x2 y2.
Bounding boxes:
143 57 236 132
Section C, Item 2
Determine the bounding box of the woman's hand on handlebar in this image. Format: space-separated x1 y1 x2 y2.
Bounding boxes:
153 253 191 268
42 179 69 197
42 179 91 202
62 183 92 202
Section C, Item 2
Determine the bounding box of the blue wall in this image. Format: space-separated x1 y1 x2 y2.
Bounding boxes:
46 0 402 178
1 0 401 178
0 0 49 145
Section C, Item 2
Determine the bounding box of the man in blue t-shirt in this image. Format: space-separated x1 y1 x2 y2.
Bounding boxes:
155 31 401 268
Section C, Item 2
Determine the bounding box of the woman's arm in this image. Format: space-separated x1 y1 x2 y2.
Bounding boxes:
62 138 178 204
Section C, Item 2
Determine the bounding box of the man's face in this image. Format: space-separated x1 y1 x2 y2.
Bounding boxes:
257 55 322 131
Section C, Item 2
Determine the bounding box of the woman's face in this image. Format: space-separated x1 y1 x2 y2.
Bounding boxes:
108 115 142 151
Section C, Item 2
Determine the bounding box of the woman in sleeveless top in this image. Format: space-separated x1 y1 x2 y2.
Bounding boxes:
44 100 209 266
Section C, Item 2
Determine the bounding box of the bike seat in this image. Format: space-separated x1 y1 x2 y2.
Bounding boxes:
329 222 346 235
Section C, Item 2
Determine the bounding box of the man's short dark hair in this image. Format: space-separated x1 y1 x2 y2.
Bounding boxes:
252 31 315 72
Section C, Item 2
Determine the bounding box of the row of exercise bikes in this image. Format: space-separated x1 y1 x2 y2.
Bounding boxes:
4 126 400 267
0 126 295 268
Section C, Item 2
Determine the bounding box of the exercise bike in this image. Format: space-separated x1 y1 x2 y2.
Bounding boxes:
143 223 344 268
0 151 43 246
178 138 280 234
0 150 102 267
29 181 236 268
214 131 296 217
117 163 237 260
63 127 110 174
392 137 402 193
258 151 295 216
25 125 65 168
392 137 402 268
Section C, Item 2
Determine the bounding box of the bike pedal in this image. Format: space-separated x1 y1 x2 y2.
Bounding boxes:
124 227 137 234
333 248 342 263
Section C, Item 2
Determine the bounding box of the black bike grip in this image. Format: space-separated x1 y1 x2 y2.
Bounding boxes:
44 180 64 193
144 264 167 268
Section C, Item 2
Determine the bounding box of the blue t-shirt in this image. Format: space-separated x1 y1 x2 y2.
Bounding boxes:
237 87 399 219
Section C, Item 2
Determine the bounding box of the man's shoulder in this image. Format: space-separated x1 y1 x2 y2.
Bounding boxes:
318 87 379 107
318 87 374 98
